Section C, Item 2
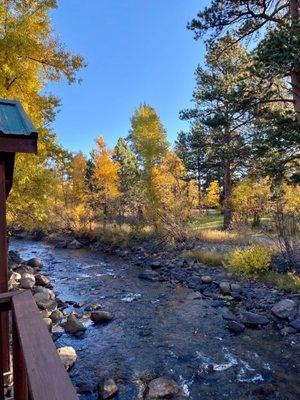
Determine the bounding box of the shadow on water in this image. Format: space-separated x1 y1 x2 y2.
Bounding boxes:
10 240 300 399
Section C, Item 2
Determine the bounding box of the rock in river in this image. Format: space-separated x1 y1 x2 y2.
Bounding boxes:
138 270 159 282
226 320 245 335
145 377 184 400
50 309 64 323
290 319 300 332
57 346 77 370
98 377 118 400
201 275 212 284
239 311 269 327
219 282 231 295
91 311 112 324
27 257 43 269
63 313 86 334
20 273 35 289
43 317 52 331
35 273 50 287
271 299 297 320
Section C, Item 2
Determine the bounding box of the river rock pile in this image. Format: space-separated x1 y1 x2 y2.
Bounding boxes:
8 249 118 398
8 251 79 370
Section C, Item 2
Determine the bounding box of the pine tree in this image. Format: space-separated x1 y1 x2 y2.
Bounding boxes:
180 36 253 229
188 0 300 122
113 138 139 194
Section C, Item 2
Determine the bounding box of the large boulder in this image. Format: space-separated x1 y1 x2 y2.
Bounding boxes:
20 273 35 289
271 299 297 320
57 346 77 370
63 313 86 334
239 312 269 327
27 258 43 269
34 288 57 311
35 274 50 287
34 286 56 300
145 377 184 400
91 311 112 324
138 270 159 282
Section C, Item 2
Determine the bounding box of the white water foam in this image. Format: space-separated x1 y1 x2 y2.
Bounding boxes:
179 375 196 398
121 293 142 302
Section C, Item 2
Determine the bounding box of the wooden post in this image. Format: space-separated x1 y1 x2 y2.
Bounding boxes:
0 158 9 376
12 312 28 400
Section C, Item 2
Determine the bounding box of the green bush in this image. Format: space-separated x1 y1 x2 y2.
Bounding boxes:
224 245 271 275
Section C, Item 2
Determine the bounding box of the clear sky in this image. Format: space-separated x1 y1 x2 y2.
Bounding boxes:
48 0 209 155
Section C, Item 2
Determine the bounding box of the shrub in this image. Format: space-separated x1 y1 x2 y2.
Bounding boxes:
224 245 271 275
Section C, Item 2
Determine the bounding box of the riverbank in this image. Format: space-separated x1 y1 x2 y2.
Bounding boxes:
8 238 300 399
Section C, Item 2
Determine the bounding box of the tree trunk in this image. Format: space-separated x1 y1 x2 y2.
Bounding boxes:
196 155 202 210
223 161 232 230
252 212 261 228
290 1 300 122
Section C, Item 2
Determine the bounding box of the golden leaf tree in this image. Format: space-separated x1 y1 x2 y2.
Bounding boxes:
92 136 120 225
1 0 85 231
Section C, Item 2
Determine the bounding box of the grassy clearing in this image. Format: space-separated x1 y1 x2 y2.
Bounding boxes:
187 212 223 232
181 249 226 267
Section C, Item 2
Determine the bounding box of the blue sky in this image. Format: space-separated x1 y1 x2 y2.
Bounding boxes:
48 0 209 155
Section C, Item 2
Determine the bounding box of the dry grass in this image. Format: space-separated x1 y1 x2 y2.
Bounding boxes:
190 229 251 245
259 271 300 294
182 249 226 267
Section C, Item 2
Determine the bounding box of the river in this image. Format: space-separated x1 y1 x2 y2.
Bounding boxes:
10 239 300 399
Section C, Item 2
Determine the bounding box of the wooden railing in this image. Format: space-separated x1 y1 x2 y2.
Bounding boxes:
0 290 78 400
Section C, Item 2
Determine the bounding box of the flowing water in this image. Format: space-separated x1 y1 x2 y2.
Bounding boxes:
10 240 300 399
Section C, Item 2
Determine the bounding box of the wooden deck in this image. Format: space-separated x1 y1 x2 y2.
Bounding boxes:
0 290 78 400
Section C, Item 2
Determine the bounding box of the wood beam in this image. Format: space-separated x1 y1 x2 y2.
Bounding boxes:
0 136 37 154
0 159 9 374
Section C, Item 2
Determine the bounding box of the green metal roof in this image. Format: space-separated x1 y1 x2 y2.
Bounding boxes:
0 98 37 137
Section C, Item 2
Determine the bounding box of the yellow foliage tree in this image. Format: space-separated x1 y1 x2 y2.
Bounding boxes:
204 180 221 209
2 0 84 231
130 104 169 206
92 136 120 224
70 152 88 204
151 151 197 236
232 178 270 227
